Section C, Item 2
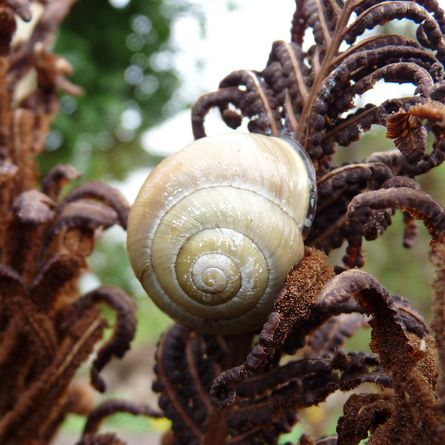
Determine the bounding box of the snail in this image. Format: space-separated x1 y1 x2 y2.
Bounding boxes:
127 133 316 335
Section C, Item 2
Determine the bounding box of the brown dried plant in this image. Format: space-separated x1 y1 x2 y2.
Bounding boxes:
0 2 137 445
134 0 445 444
4 1 445 445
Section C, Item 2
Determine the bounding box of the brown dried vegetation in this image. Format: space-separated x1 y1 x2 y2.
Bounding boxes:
165 0 445 443
0 1 136 444
3 1 445 445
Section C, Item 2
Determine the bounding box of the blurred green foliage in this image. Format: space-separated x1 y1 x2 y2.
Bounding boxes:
39 0 196 181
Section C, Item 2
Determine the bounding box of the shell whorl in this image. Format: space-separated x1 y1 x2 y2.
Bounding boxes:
127 133 316 335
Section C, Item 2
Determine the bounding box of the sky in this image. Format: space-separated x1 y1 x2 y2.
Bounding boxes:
143 1 299 157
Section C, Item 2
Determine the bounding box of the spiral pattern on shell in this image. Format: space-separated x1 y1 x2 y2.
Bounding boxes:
127 133 316 335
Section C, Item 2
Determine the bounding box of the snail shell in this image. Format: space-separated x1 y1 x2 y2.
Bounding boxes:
127 133 316 335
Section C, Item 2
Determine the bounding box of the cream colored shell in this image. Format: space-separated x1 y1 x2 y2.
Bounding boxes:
127 133 314 335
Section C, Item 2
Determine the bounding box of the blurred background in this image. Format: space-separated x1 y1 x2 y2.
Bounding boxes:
45 0 445 443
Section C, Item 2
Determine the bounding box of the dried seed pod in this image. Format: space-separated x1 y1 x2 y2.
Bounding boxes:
127 133 316 334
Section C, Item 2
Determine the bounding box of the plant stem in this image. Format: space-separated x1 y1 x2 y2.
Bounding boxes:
202 334 253 445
